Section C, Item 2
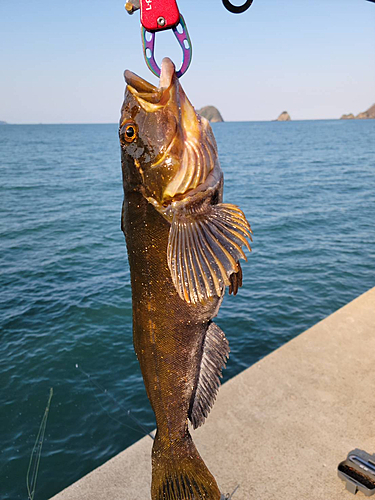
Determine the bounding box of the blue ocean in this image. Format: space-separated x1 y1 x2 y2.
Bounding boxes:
1 119 374 499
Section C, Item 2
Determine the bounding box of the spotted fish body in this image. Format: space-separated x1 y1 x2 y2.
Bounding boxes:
119 58 252 500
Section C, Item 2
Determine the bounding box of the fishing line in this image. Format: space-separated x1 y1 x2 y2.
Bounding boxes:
75 364 154 440
26 388 53 500
228 484 240 498
223 484 240 499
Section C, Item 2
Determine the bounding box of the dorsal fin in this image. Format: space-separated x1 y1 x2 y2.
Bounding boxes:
189 322 230 429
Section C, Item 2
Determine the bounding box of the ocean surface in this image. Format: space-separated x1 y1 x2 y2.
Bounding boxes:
1 119 374 499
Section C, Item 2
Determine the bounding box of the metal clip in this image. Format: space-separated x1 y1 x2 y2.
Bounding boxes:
126 0 192 78
142 15 192 78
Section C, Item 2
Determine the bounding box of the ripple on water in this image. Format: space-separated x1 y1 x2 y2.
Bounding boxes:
1 121 375 499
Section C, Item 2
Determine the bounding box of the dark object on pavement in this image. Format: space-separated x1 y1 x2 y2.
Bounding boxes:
338 449 375 496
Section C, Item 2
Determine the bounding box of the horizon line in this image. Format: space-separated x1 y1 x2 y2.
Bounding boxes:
1 118 358 126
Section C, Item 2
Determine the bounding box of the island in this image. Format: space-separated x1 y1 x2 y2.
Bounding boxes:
197 106 224 123
340 103 375 120
276 111 291 121
340 113 355 120
0 121 8 125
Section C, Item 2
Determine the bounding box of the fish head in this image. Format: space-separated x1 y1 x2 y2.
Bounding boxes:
119 58 219 205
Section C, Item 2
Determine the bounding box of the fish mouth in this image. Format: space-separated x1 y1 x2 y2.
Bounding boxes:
124 58 176 105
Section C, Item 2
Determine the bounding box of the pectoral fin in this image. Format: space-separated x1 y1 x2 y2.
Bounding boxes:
167 201 252 304
229 262 243 296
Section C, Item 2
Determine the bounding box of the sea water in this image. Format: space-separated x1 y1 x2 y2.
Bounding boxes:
1 120 374 499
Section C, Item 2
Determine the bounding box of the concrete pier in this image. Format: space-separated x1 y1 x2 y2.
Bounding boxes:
51 287 375 500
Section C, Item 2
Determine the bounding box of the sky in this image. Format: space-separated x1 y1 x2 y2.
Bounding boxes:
0 0 374 123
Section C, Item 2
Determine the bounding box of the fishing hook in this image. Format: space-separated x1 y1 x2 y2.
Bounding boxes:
222 0 253 14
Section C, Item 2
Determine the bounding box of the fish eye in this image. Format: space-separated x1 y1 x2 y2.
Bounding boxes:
126 126 135 138
120 122 138 143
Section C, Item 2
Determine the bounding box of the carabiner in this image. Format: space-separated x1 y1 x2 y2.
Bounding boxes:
142 15 192 78
222 0 253 14
125 0 192 78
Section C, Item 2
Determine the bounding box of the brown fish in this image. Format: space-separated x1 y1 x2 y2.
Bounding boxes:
119 58 252 500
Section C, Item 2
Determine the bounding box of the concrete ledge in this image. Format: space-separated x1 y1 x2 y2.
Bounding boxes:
51 287 375 500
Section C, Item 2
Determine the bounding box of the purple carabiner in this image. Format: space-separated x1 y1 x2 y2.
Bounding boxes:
141 15 192 78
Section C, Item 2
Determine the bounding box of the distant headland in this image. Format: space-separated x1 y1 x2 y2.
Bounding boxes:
197 106 224 123
276 111 291 122
340 103 375 120
0 120 8 125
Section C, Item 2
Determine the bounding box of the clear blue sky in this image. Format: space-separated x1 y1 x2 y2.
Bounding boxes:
0 0 374 123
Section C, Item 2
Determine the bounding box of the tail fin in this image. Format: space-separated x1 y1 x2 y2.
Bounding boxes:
151 429 221 500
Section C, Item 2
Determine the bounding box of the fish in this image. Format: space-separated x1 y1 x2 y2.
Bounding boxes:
119 57 252 500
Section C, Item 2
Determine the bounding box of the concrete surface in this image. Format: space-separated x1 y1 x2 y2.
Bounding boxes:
51 287 375 500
